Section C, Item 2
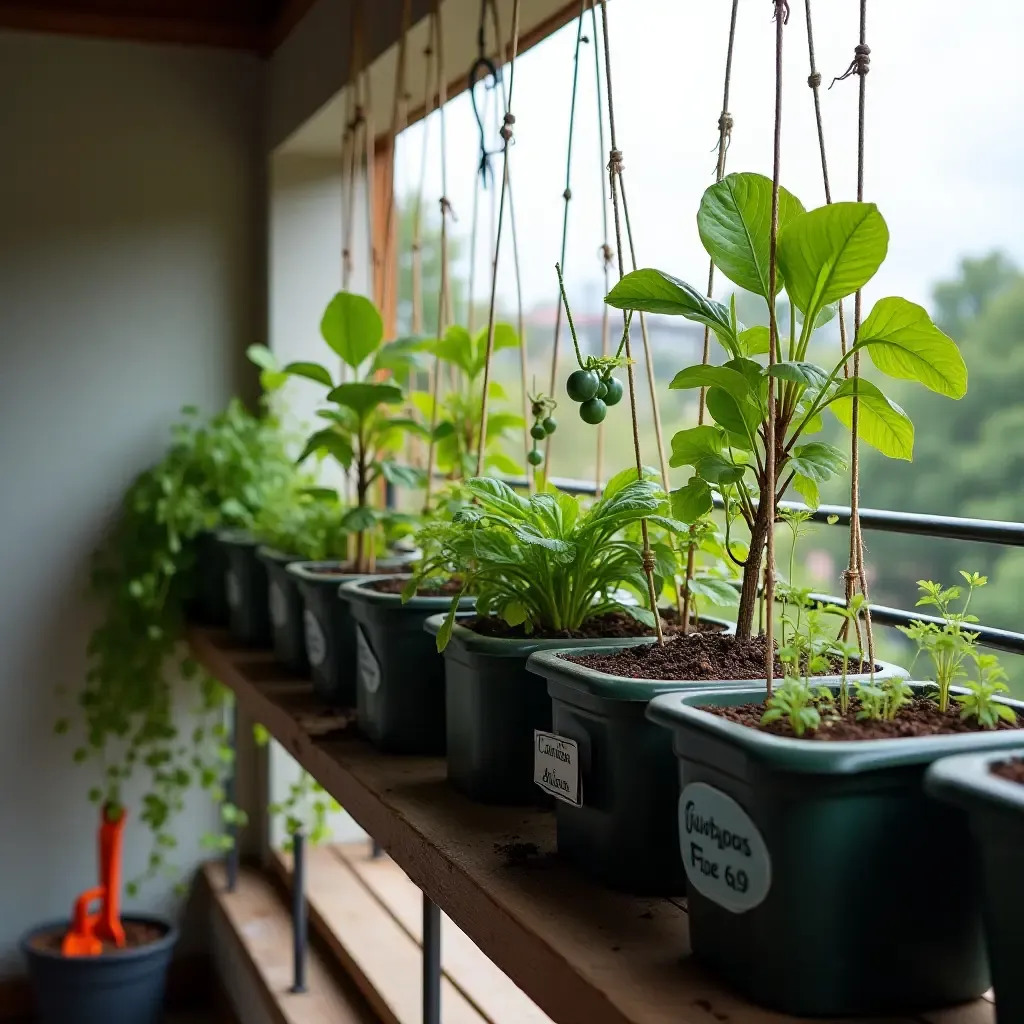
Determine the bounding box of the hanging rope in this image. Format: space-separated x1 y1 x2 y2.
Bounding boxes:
422 4 452 512
541 2 588 470
410 27 436 336
475 0 522 477
764 0 789 695
833 0 876 668
590 0 612 495
598 0 664 645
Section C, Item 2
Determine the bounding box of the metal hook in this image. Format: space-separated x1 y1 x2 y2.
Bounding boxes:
469 54 500 187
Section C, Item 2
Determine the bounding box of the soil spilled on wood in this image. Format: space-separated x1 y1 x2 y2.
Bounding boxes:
567 632 872 680
493 839 557 869
708 696 1020 741
31 920 167 956
992 758 1024 784
462 610 726 642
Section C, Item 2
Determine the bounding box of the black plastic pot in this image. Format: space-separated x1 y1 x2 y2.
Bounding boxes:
646 683 1024 1017
22 915 178 1024
257 547 307 675
526 639 901 895
184 529 229 627
219 530 271 648
339 577 475 753
424 614 658 806
927 748 1024 1024
289 557 410 707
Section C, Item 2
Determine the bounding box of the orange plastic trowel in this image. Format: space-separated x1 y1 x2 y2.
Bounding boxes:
62 805 127 956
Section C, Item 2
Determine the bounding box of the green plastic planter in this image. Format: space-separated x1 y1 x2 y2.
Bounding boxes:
527 643 902 895
185 529 229 627
927 748 1024 1024
257 547 307 675
219 530 271 648
288 556 410 707
339 577 475 753
424 613 659 805
646 683 1024 1017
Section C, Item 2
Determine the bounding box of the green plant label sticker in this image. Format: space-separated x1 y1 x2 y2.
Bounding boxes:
303 610 327 667
679 782 771 914
533 730 581 806
269 581 287 627
356 626 381 694
225 571 241 609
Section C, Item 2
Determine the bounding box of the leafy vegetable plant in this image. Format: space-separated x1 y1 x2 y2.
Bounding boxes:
955 653 1017 729
606 171 968 639
408 468 687 651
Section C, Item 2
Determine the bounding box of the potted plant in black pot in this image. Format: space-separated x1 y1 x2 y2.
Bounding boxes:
414 471 707 805
268 290 427 706
647 573 1023 1017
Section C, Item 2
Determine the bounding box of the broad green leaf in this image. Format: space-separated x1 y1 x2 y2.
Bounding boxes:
296 428 353 469
260 370 288 393
464 477 531 519
687 576 739 606
431 325 474 376
370 335 430 383
601 465 660 502
670 478 713 523
768 361 830 389
321 291 384 369
668 365 750 402
605 269 737 353
669 425 723 468
432 420 456 441
380 462 425 489
327 382 404 420
695 454 745 485
829 377 914 460
705 388 758 448
472 322 520 377
737 325 770 356
246 344 277 371
854 296 967 398
697 172 805 298
788 441 847 482
484 451 523 475
485 411 525 440
792 473 821 509
778 202 888 315
340 505 377 533
283 361 334 387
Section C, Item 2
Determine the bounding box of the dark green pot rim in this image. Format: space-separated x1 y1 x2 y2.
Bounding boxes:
217 528 257 549
646 683 1024 774
926 747 1024 815
339 574 476 612
529 646 905 702
286 556 411 587
256 545 302 568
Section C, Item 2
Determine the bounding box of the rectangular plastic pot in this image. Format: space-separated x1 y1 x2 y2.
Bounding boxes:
184 529 229 627
219 530 271 648
927 748 1024 1024
646 683 1024 1017
526 642 902 896
424 613 657 806
340 577 475 753
257 547 308 675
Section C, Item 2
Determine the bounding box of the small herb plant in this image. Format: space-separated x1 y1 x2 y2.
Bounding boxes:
262 291 429 573
606 171 968 640
412 322 524 478
409 468 687 651
253 488 352 561
955 654 1016 729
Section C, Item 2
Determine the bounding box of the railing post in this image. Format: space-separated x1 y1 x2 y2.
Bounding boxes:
291 829 308 994
422 894 441 1024
225 698 240 893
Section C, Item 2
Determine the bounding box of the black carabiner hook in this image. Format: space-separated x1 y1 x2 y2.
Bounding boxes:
469 54 500 188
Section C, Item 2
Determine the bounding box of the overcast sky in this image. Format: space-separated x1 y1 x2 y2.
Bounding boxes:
395 0 1024 319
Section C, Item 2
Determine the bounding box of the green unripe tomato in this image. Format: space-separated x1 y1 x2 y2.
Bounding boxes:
603 376 624 406
579 398 608 425
542 416 557 435
530 423 547 441
596 380 609 399
566 369 600 403
527 448 544 466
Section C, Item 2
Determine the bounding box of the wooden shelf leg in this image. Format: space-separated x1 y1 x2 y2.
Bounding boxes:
422 893 441 1024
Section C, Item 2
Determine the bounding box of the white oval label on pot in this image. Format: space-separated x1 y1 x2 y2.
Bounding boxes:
679 782 771 914
225 571 241 609
356 626 381 694
534 731 581 806
269 581 288 627
303 610 327 667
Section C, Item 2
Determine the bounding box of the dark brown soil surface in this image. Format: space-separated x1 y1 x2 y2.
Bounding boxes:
708 696 1021 741
308 563 413 576
992 758 1024 784
461 609 726 641
31 920 167 955
567 632 873 680
365 577 463 596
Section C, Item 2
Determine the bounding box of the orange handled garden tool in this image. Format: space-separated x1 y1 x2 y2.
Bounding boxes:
62 805 127 956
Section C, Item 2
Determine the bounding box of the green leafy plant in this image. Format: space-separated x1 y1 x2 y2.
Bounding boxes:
411 321 524 478
761 677 822 737
955 653 1017 729
854 675 914 722
410 468 686 651
69 400 296 891
607 171 968 640
263 291 430 573
253 487 352 560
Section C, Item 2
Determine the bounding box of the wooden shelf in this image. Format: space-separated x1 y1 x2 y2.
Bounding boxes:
189 628 992 1024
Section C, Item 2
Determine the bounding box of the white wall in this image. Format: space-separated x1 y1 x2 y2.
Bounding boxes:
0 29 262 977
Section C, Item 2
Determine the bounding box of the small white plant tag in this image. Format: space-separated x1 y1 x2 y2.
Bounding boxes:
534 731 581 806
